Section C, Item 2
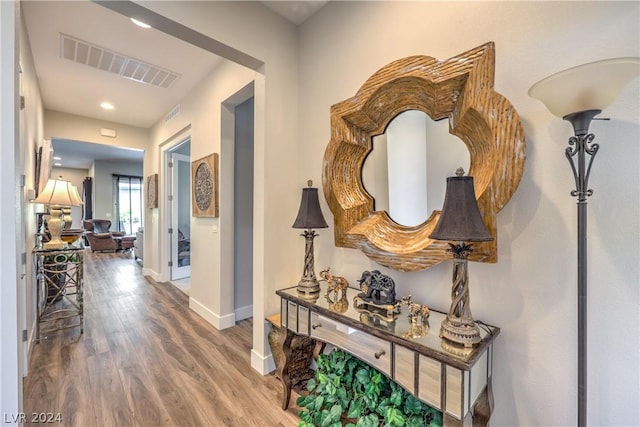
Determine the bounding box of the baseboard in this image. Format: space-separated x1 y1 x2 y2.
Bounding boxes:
235 304 253 321
25 322 38 376
251 348 275 375
189 297 236 330
143 267 160 282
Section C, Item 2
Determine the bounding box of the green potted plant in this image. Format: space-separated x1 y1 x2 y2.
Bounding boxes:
297 349 442 427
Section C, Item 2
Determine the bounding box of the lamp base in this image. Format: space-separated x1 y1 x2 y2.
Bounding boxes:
296 278 320 296
440 318 482 348
43 210 66 250
42 239 66 250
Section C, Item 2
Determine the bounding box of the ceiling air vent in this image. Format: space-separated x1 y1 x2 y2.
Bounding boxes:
60 34 180 89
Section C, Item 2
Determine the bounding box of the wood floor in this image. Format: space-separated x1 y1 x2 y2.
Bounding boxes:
23 250 301 426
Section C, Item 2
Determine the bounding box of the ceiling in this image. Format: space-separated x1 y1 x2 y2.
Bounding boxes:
22 0 327 169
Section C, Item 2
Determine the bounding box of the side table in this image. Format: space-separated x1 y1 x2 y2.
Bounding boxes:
33 245 84 342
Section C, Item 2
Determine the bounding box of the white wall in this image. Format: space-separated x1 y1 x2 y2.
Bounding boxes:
0 1 20 420
299 2 639 426
44 109 149 151
148 59 256 322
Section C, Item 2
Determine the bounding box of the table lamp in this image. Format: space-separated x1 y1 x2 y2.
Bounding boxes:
529 57 639 427
292 180 328 296
61 184 83 229
32 179 83 249
430 168 493 347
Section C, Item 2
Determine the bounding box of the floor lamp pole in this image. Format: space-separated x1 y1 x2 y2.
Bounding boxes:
563 109 600 427
577 199 587 427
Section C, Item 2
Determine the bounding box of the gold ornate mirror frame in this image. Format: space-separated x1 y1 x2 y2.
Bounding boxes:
323 42 526 271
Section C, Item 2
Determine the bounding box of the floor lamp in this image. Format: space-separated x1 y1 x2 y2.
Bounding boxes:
529 57 639 427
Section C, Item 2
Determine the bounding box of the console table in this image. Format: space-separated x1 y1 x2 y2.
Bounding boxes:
33 245 84 342
276 283 499 426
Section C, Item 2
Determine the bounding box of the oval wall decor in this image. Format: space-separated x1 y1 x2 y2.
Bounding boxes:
146 173 158 209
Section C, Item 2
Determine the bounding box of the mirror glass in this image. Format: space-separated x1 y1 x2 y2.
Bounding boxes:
362 110 470 227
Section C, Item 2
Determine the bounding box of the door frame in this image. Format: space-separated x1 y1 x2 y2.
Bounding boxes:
159 126 191 283
169 151 191 280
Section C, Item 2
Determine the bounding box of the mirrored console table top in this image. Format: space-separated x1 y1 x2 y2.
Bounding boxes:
277 283 499 370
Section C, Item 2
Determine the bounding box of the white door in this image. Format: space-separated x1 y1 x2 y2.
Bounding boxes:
170 151 191 280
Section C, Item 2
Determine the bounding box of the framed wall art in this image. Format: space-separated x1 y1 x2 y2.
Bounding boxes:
191 153 219 217
146 173 158 209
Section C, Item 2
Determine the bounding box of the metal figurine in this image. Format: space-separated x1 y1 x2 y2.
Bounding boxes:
353 270 398 320
319 268 349 302
356 270 396 304
397 294 430 325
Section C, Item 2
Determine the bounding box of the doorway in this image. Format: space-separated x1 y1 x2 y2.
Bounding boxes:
168 139 191 282
233 97 254 320
220 82 255 323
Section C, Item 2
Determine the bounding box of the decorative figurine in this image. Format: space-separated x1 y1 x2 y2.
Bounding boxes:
397 295 431 339
356 270 396 304
353 270 398 320
319 268 349 302
326 294 349 314
397 295 430 325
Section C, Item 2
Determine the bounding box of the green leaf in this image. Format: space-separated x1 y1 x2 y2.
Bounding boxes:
298 410 312 423
427 409 443 427
356 368 370 384
389 390 403 407
326 381 336 395
306 377 317 392
347 399 363 419
405 416 424 427
314 395 325 411
319 409 333 427
356 413 380 427
296 394 314 408
330 403 343 421
318 372 329 385
402 395 423 415
384 407 405 426
371 372 383 385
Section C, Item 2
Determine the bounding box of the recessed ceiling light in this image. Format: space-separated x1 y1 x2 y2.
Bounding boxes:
130 18 151 29
101 102 114 110
53 156 62 160
54 162 62 166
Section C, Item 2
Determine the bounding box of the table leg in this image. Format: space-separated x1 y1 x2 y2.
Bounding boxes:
276 327 295 410
472 381 494 427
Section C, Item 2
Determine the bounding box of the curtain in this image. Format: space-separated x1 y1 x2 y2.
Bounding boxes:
82 177 93 220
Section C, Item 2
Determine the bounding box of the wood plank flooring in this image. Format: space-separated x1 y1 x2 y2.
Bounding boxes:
23 250 301 426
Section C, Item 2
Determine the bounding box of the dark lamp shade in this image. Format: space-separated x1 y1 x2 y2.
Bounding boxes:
292 187 328 229
429 175 493 242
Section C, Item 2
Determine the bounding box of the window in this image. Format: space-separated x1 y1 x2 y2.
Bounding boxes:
113 175 143 235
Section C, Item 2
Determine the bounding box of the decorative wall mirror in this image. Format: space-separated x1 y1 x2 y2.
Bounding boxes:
323 42 526 271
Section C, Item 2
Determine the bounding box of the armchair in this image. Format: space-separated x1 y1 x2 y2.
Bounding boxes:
83 219 121 252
